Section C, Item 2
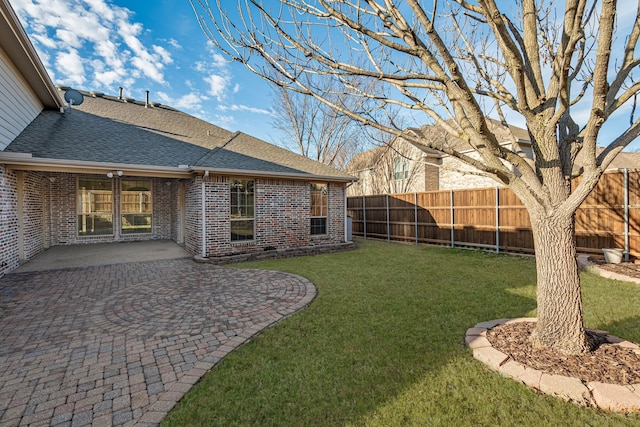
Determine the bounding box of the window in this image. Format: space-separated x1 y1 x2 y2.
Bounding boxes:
394 157 409 180
230 179 254 241
121 179 152 234
78 177 113 236
310 183 328 235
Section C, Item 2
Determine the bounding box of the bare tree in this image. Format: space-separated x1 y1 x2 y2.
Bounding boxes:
347 134 425 195
191 0 640 355
271 76 364 169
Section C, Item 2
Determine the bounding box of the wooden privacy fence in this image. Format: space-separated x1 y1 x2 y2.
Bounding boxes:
347 169 640 259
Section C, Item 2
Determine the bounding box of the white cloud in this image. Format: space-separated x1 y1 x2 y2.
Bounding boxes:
209 52 228 68
156 91 203 111
167 38 182 49
153 45 173 64
204 74 229 100
211 114 236 128
31 33 57 49
219 104 274 116
12 0 175 89
56 49 85 85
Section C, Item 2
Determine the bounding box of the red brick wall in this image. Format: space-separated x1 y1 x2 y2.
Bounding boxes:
255 178 309 249
1 169 348 274
0 165 18 276
184 176 203 256
20 171 47 261
169 180 187 244
198 176 347 258
325 182 346 244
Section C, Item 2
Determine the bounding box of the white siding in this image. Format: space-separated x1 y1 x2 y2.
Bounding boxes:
0 45 43 150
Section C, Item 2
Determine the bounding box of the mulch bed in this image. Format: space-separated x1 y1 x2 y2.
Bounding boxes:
486 321 640 385
588 255 640 279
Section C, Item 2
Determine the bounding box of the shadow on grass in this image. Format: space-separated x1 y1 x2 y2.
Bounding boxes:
163 240 640 427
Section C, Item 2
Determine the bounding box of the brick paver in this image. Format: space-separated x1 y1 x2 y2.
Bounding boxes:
0 259 316 426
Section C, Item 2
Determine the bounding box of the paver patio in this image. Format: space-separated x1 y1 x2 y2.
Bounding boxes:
0 259 316 426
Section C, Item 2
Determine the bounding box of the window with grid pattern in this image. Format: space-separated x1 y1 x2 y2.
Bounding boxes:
78 177 113 236
121 179 152 234
310 183 327 235
230 179 255 241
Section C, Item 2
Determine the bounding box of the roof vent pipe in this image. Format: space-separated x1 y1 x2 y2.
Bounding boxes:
145 90 150 108
118 87 123 100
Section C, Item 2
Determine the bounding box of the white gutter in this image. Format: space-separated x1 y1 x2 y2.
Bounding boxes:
190 166 356 183
0 153 192 178
0 153 357 183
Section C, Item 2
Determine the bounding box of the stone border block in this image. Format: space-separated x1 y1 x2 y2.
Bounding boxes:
466 317 640 413
590 381 640 412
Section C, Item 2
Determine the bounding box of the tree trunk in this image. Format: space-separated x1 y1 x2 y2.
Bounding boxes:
530 211 590 354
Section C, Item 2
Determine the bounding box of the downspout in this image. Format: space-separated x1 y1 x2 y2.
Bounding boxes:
201 170 209 258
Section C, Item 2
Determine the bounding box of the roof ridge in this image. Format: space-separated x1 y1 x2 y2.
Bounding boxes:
191 132 242 167
221 131 242 148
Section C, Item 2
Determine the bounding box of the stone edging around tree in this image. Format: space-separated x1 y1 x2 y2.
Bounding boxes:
466 318 640 413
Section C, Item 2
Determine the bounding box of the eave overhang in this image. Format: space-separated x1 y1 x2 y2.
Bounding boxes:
0 152 193 178
189 166 357 183
0 152 358 182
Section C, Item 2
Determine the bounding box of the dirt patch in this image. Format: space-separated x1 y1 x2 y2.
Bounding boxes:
588 256 640 280
486 321 640 385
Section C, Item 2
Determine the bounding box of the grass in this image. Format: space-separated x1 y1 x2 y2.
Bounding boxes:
163 239 640 427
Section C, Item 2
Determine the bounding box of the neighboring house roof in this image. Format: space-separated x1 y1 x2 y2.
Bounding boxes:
0 0 62 110
3 89 356 182
346 118 530 172
572 146 640 172
346 146 389 173
604 151 640 169
406 118 530 153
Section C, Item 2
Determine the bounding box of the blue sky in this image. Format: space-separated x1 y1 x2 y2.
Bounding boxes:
10 0 640 152
11 0 280 144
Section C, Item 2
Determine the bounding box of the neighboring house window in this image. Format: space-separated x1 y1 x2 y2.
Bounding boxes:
310 183 328 235
121 179 152 234
394 157 409 180
78 177 113 236
230 179 255 241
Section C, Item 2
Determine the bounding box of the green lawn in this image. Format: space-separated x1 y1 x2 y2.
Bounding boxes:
163 239 640 427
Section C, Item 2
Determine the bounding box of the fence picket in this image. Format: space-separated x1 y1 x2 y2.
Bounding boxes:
347 169 638 257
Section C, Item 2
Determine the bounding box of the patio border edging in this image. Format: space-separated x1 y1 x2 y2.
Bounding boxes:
137 271 318 426
466 318 640 413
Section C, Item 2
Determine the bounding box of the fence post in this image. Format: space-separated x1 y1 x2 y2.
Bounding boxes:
362 195 367 240
414 192 419 245
495 187 500 253
450 189 455 248
386 193 390 242
625 169 630 262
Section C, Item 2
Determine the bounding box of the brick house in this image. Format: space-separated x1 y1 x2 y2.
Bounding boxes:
346 120 532 196
0 0 355 276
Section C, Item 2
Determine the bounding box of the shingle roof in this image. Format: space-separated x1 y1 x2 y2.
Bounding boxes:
573 147 640 172
346 118 531 171
407 118 530 152
5 89 355 181
346 146 389 172
194 132 351 178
